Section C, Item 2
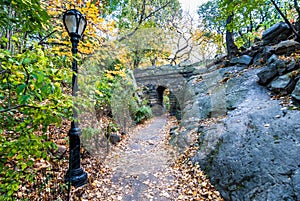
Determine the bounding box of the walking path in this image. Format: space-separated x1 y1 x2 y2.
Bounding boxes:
105 115 178 200
83 115 225 201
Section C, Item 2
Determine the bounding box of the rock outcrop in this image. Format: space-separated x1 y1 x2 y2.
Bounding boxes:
190 66 300 200
173 22 300 200
262 22 292 45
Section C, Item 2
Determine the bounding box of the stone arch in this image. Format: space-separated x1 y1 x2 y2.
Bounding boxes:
156 86 166 107
141 84 182 118
133 65 196 118
169 91 181 119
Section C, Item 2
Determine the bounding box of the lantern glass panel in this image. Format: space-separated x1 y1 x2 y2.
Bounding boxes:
78 18 86 36
65 14 78 34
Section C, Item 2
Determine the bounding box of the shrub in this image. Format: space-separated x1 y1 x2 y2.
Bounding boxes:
133 105 153 124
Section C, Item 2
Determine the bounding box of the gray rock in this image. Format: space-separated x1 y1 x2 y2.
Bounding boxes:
169 129 191 153
270 73 296 94
134 57 300 201
263 46 276 59
229 57 240 65
181 94 211 123
275 40 300 55
286 59 297 72
262 22 292 45
276 59 289 75
292 170 300 200
238 55 253 66
253 53 263 66
225 75 249 110
257 64 278 85
108 134 121 145
266 57 297 76
265 54 292 75
176 64 300 200
292 79 300 101
230 55 253 66
192 78 300 200
252 46 276 66
267 54 278 64
53 145 67 158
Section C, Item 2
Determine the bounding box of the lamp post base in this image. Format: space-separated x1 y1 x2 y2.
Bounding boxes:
65 168 88 188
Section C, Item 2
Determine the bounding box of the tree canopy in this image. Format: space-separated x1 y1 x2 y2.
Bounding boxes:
198 0 300 57
4 0 300 199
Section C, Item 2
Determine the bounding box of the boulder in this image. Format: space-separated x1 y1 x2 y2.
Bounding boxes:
265 56 296 75
191 70 300 200
270 73 296 94
262 22 292 45
293 170 300 200
253 53 264 66
173 62 300 200
286 59 297 72
275 40 300 55
53 145 67 158
257 64 278 85
225 76 249 110
230 55 253 66
292 79 300 101
108 134 121 145
267 54 278 65
253 46 275 66
276 59 290 75
263 46 276 60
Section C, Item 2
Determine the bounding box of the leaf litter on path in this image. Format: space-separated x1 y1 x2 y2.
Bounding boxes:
16 115 223 200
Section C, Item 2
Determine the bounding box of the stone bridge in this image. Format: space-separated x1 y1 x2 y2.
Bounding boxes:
133 65 200 118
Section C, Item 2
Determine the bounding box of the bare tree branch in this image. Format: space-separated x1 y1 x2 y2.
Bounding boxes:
169 12 196 65
38 30 57 45
270 0 300 41
22 64 30 95
0 104 40 113
118 0 172 42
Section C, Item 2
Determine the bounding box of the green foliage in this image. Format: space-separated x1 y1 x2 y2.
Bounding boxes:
199 0 296 49
133 105 152 124
0 0 185 198
110 70 137 131
198 0 225 34
109 0 181 68
0 44 73 198
0 0 49 34
0 0 51 54
0 1 76 199
114 0 180 30
163 94 170 111
82 52 153 129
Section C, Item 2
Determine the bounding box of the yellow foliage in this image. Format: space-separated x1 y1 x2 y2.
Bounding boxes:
114 64 122 70
46 0 116 57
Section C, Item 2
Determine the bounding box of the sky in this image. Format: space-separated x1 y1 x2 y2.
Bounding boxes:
178 0 209 18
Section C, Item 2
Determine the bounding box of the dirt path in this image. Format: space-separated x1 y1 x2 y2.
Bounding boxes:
104 115 178 200
22 112 223 200
71 115 223 200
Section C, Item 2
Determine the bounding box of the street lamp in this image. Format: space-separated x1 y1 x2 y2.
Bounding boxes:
63 9 87 188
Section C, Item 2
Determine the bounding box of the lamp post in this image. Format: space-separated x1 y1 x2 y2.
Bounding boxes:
63 9 87 187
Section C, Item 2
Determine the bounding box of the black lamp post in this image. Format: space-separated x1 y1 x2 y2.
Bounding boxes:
63 9 88 187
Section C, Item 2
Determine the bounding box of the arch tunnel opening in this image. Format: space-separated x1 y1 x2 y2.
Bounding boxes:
144 85 181 119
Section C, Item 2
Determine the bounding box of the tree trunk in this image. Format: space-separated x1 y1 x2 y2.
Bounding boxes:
270 0 300 42
225 15 239 58
294 0 300 31
133 49 141 68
